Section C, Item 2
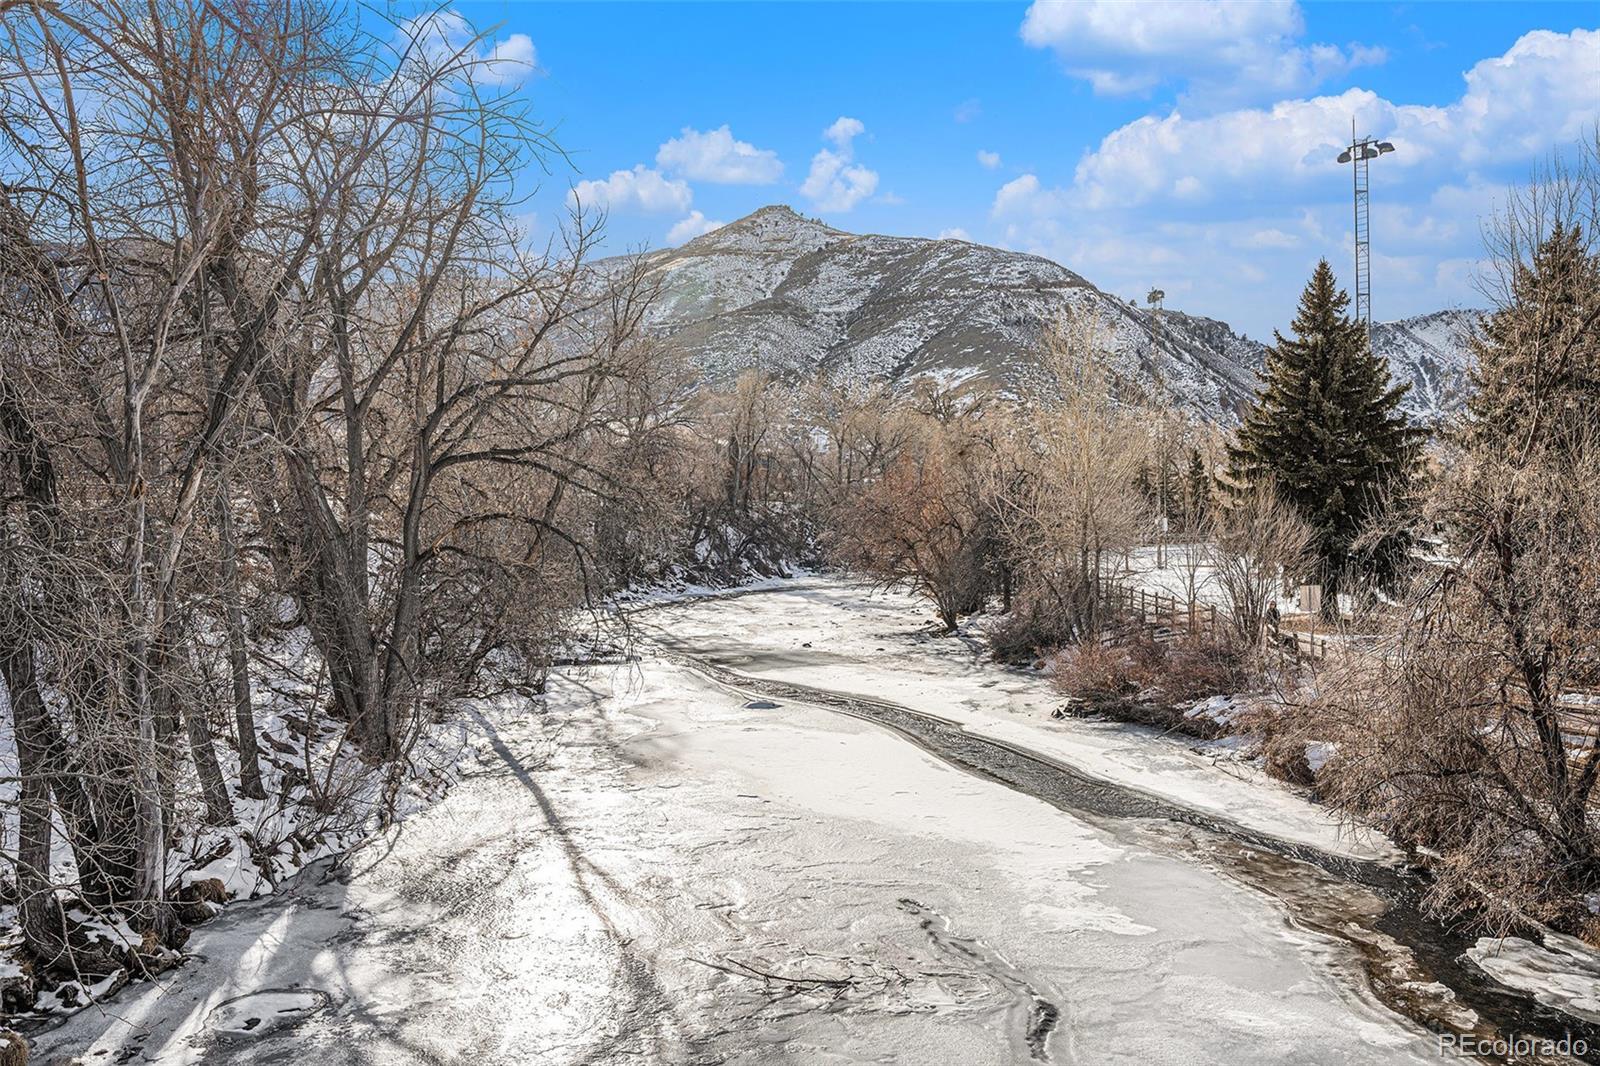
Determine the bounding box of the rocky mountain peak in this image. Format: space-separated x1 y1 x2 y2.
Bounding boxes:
678 204 842 258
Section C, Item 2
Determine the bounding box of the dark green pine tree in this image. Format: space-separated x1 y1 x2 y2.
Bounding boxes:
1133 460 1155 506
1227 260 1421 609
1183 447 1210 531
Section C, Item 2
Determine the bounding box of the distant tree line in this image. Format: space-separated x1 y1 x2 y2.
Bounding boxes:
823 130 1600 933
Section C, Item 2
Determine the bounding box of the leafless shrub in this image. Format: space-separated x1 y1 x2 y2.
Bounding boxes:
1052 631 1254 720
830 392 1001 631
1052 641 1153 707
1157 634 1256 703
1206 485 1314 647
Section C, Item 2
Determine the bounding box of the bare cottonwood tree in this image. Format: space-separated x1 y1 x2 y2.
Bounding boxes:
0 0 670 976
993 312 1149 649
677 370 816 576
831 387 1001 631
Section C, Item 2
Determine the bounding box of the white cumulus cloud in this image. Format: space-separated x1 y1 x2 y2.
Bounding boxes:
802 117 879 213
569 165 692 214
823 116 866 148
400 11 539 87
990 174 1067 219
666 211 725 244
1020 0 1383 106
977 149 1002 169
1069 28 1600 210
989 27 1600 341
656 126 783 184
478 34 537 85
1243 228 1300 250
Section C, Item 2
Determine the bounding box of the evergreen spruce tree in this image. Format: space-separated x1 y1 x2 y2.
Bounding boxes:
1133 460 1154 506
1466 224 1600 457
1156 446 1181 521
1227 260 1420 610
1184 447 1209 530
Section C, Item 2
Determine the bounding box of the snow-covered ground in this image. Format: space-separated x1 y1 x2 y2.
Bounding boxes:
1121 543 1310 618
0 622 478 1012
27 581 1469 1063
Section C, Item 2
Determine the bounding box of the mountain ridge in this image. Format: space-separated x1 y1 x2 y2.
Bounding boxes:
621 204 1482 423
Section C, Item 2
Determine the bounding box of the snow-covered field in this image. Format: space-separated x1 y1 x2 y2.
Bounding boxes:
23 580 1510 1064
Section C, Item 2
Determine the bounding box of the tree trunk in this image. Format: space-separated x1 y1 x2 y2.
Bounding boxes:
184 702 233 826
215 478 265 799
124 410 169 935
0 380 131 907
2 647 70 967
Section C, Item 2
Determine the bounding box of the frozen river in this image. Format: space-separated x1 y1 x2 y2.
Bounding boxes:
27 581 1578 1064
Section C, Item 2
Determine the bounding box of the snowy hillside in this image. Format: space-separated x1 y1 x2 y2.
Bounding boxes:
620 205 1482 424
1370 308 1484 421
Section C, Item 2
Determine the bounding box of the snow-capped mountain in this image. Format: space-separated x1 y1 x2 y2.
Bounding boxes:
624 205 1480 423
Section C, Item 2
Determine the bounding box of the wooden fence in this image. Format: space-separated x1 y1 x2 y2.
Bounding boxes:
1095 578 1221 643
1264 620 1331 661
1095 575 1329 661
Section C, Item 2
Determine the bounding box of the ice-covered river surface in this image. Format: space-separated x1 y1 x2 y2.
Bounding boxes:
29 581 1593 1064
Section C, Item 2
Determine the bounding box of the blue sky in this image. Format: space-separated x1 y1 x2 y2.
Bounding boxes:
407 2 1597 339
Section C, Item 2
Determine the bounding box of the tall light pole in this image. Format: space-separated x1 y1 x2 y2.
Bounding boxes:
1336 120 1395 343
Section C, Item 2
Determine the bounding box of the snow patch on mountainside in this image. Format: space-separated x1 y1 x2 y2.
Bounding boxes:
1371 309 1484 421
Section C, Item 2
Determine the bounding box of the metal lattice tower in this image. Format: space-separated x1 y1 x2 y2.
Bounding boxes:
1352 142 1371 325
1337 122 1395 340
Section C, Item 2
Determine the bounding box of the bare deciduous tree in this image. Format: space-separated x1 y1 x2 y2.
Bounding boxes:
832 389 1000 632
0 0 673 976
1206 485 1313 647
993 313 1148 650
